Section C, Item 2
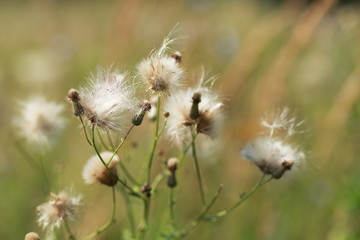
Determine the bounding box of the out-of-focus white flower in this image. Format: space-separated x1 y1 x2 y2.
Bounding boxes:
164 76 223 143
261 107 303 138
241 137 304 179
82 151 119 186
37 191 82 231
14 96 65 145
137 34 184 95
79 68 137 131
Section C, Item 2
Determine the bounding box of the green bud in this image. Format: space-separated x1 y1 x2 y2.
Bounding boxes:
189 92 201 120
167 173 177 188
132 101 151 126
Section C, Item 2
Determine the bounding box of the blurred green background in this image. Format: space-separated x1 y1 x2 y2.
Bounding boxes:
1 0 360 239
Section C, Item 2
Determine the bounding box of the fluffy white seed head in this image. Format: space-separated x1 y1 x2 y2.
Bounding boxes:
37 191 82 231
241 137 304 178
137 34 184 95
164 85 224 144
79 68 137 131
82 152 120 186
13 96 66 145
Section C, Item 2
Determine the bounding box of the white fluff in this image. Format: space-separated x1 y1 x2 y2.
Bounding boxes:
241 137 304 175
80 68 137 131
164 86 223 144
37 191 82 231
14 96 65 145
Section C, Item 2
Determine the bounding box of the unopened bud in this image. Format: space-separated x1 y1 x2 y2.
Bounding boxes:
272 161 294 179
141 184 152 198
25 232 40 240
189 92 201 120
164 112 170 118
132 101 151 126
166 158 178 173
67 88 84 117
167 173 177 188
171 51 182 64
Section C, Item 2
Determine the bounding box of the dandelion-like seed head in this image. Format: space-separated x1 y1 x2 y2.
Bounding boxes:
241 137 304 179
165 81 224 143
14 96 66 145
137 33 184 95
37 191 82 231
79 68 137 131
24 232 40 240
82 151 120 186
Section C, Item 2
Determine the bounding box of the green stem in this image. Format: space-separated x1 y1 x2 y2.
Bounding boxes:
169 188 175 228
190 130 206 205
97 128 112 151
117 185 137 238
63 218 76 240
206 174 269 219
91 125 141 198
177 185 223 239
119 160 141 187
138 198 150 240
107 125 135 166
83 187 117 240
106 131 116 150
79 116 93 146
146 95 161 184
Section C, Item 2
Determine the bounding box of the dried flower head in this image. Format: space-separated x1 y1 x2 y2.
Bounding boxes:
14 96 66 145
137 33 184 95
82 152 119 186
241 137 304 179
164 76 223 143
261 107 303 138
24 232 40 240
166 157 178 173
79 68 137 131
37 191 82 231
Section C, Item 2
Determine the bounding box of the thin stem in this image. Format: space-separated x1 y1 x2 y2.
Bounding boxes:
97 128 112 151
79 116 93 146
206 174 268 219
138 198 150 240
177 185 223 239
107 125 135 166
190 129 206 205
83 187 117 240
169 188 175 228
106 131 116 150
117 185 137 238
63 218 76 240
119 160 141 187
91 125 142 198
146 95 161 184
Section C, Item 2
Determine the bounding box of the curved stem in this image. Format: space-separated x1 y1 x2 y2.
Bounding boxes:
190 129 206 205
83 187 117 240
97 128 112 151
177 185 223 239
119 160 141 187
63 218 76 240
146 95 161 184
79 116 93 146
91 125 142 198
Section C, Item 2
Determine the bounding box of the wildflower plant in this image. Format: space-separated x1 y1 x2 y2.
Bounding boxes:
20 29 307 240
